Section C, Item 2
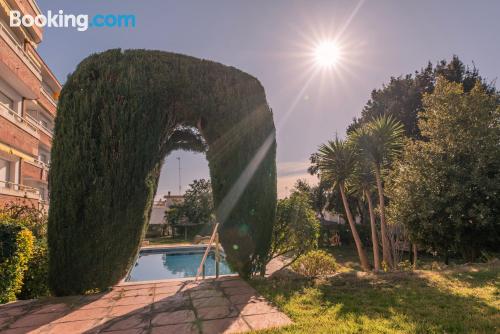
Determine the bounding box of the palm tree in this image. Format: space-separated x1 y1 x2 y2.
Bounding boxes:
351 161 381 272
314 137 370 271
351 115 404 268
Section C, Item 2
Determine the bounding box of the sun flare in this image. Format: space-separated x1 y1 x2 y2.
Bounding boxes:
314 40 341 68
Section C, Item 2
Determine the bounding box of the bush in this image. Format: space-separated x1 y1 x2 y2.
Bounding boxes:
291 250 338 279
267 192 320 270
0 222 34 303
0 203 49 301
18 241 49 299
0 203 47 239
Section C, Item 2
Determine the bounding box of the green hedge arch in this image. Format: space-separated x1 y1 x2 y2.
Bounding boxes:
48 49 277 296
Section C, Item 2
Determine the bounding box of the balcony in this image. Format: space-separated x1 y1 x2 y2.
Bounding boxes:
0 21 42 76
0 21 42 99
7 0 43 43
0 101 39 138
0 180 40 200
25 113 53 137
32 158 50 171
38 85 58 116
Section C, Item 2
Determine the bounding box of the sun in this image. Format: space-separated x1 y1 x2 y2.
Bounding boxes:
314 40 341 68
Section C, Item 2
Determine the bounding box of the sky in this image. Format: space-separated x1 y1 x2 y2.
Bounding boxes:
36 0 500 198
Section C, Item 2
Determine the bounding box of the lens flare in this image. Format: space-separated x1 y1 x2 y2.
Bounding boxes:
314 41 341 68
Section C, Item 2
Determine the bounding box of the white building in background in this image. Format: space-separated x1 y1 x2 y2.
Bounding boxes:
147 192 184 237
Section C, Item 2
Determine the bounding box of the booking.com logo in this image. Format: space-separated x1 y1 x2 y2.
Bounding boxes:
10 10 136 32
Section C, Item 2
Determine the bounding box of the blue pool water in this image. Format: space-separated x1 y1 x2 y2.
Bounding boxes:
126 247 235 282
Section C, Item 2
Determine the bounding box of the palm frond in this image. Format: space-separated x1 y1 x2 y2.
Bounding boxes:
350 114 405 166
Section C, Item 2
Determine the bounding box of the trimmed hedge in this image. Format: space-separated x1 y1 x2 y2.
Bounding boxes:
0 222 34 303
48 49 277 295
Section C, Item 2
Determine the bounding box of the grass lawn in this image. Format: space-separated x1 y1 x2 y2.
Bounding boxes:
251 247 500 334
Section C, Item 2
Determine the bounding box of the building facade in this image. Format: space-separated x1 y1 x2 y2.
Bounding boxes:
0 0 61 210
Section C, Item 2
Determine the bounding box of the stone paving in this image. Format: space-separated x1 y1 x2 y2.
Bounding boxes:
0 276 291 334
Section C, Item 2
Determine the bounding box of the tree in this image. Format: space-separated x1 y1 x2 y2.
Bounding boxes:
313 137 370 271
290 179 329 220
165 179 214 238
348 56 496 139
181 179 214 225
164 204 185 226
350 116 404 268
267 192 320 270
351 161 381 271
387 78 500 262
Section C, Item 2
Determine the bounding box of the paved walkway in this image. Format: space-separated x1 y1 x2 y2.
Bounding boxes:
0 277 291 334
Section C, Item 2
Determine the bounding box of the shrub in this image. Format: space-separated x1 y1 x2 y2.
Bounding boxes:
267 192 320 270
18 241 49 299
0 222 34 303
0 203 49 301
0 203 47 239
291 250 338 279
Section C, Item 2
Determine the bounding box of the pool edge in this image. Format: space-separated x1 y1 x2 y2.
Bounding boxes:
119 243 237 286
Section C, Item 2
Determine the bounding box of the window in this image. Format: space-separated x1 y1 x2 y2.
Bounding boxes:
39 153 48 164
0 158 12 187
38 185 47 201
26 109 38 120
0 90 13 110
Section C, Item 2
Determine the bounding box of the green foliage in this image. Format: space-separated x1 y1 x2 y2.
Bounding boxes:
0 222 34 303
0 203 49 301
164 204 185 226
291 179 329 220
0 203 47 239
315 137 358 186
183 179 213 224
388 78 500 261
166 179 214 226
268 192 320 266
49 49 276 294
323 221 372 247
350 115 405 169
348 55 496 139
311 136 371 271
18 241 49 300
291 250 338 278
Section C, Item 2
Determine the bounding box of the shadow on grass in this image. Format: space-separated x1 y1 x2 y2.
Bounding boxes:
252 264 500 334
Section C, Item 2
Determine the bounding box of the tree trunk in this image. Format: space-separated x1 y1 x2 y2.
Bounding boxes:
339 183 370 271
365 189 380 272
412 243 418 269
374 165 393 269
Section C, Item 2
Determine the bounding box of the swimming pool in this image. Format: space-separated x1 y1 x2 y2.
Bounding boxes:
125 246 235 282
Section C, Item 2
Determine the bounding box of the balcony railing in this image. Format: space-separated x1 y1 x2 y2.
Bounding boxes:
0 180 40 199
0 101 39 136
25 113 54 136
0 21 42 79
33 158 50 170
0 101 54 139
41 86 58 108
